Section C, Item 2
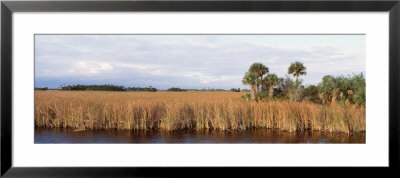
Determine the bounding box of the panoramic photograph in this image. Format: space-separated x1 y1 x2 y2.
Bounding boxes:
34 34 366 143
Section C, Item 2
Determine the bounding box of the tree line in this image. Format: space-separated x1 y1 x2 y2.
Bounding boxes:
126 86 157 92
46 85 233 92
242 61 365 105
60 84 126 91
57 84 156 92
39 85 246 92
35 87 49 90
167 87 187 92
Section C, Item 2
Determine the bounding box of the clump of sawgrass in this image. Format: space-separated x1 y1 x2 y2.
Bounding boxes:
35 91 365 133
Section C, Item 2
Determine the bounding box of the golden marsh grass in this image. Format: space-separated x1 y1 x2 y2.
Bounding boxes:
34 91 365 133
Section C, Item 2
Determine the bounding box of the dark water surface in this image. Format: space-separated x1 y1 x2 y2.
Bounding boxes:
35 127 365 144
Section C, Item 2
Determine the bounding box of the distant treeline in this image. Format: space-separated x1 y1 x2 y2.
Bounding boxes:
58 84 156 92
167 87 187 92
126 87 157 92
230 88 241 92
168 88 247 92
60 84 126 91
37 84 246 92
35 87 49 90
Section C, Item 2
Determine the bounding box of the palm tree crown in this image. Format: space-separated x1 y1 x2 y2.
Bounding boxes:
288 61 307 81
242 72 258 86
242 72 258 100
264 74 281 87
249 62 269 79
263 74 282 98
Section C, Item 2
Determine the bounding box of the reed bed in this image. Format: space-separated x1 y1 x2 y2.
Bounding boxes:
34 91 365 133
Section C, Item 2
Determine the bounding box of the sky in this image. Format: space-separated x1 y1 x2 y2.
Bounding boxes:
35 35 365 90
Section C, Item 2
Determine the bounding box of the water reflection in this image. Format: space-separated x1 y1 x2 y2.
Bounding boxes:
34 127 365 144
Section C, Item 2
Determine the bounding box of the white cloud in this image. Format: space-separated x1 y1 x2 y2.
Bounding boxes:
74 62 113 74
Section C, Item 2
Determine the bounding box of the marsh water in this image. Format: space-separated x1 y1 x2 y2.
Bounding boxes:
34 127 365 144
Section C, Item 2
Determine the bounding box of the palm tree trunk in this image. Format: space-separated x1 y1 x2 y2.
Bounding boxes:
318 93 325 105
269 86 274 98
260 77 264 93
331 93 338 104
255 85 259 94
251 85 256 100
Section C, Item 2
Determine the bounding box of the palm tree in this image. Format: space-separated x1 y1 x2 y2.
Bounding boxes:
242 72 258 100
288 61 307 83
263 74 282 98
249 63 269 92
318 75 339 104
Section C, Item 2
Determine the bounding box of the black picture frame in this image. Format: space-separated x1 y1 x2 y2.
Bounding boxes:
1 0 399 177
